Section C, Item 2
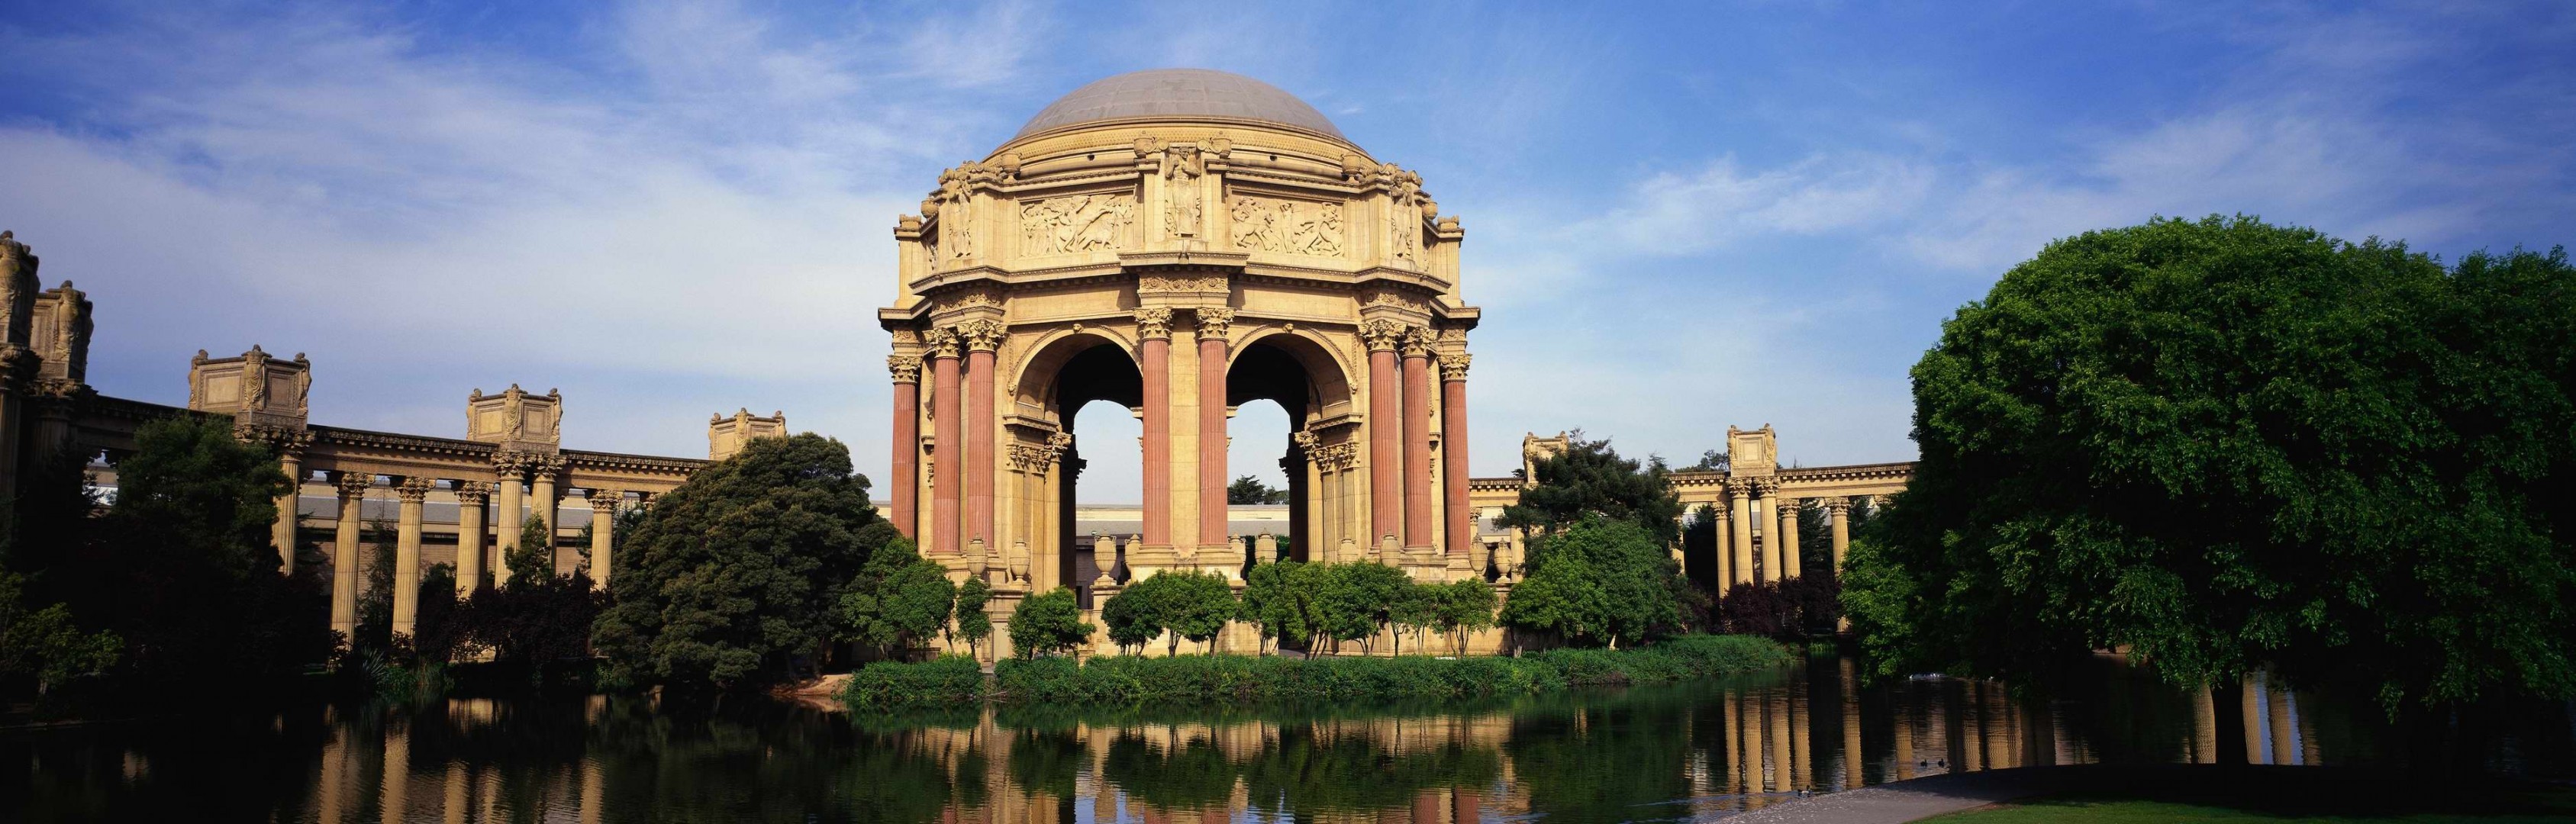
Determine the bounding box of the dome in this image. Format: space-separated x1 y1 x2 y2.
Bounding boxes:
1011 69 1348 144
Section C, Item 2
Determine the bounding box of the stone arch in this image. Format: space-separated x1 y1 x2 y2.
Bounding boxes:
1227 324 1356 420
1010 327 1142 425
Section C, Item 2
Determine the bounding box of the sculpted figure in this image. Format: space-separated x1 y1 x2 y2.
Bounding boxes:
1307 204 1344 255
1161 144 1204 237
1230 197 1263 249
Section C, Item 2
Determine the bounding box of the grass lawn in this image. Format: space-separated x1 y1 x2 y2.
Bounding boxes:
1922 787 2576 824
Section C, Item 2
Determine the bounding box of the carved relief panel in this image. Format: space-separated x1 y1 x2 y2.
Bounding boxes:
1018 192 1138 256
1227 195 1346 256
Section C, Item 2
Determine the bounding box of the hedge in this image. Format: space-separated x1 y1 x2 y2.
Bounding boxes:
840 634 1789 710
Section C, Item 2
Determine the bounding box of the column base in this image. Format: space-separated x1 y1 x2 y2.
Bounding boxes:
1127 543 1179 571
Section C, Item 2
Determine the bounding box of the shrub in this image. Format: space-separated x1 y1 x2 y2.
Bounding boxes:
847 634 1794 710
843 654 985 708
1008 587 1094 658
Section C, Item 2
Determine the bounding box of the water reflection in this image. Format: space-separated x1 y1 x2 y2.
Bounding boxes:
6 656 2570 822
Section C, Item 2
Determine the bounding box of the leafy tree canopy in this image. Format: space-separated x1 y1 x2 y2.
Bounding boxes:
1008 587 1094 658
1238 559 1309 654
1498 433 1684 543
1501 515 1683 648
1227 475 1290 505
593 433 895 691
1846 216 2576 717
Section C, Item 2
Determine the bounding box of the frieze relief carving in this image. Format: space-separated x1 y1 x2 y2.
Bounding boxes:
1136 275 1226 294
1227 195 1344 256
1160 143 1205 238
1020 192 1136 255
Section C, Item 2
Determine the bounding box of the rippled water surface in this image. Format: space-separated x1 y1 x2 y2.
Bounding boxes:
8 655 2572 822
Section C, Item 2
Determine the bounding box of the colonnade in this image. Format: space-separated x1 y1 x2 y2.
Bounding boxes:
307 455 636 641
1704 486 1883 587
889 309 1474 579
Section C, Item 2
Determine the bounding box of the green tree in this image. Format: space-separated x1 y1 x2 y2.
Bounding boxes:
0 568 119 697
593 433 895 691
1388 581 1440 656
505 515 553 584
1227 475 1289 505
1162 571 1236 654
953 577 992 658
74 416 331 684
1501 516 1681 648
869 558 956 655
1007 587 1093 658
1433 578 1499 655
1316 562 1408 655
1498 433 1684 543
1100 583 1159 655
1846 217 2576 767
1238 559 1308 655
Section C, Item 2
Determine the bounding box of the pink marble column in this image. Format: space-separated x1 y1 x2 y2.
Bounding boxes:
888 356 922 539
963 321 1000 549
1401 329 1434 549
930 331 962 555
1136 308 1173 548
1197 309 1233 550
1364 321 1404 546
1440 352 1472 568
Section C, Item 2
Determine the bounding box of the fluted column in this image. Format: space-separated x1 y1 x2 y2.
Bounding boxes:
330 472 369 639
962 319 1002 551
586 488 619 590
529 456 559 555
274 445 308 571
392 477 432 637
1713 498 1735 588
1440 352 1472 574
1362 320 1404 546
888 356 923 539
492 455 525 587
1778 496 1803 580
1135 308 1173 549
929 330 962 555
1824 499 1852 573
1727 481 1754 587
453 482 488 594
1757 481 1783 583
1196 309 1233 552
1401 327 1434 551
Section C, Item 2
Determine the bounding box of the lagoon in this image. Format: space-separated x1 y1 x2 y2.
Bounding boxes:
8 655 2570 822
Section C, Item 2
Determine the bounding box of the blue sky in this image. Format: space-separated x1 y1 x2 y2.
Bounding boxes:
2 2 2569 502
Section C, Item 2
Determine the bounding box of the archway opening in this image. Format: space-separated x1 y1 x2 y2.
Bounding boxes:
1226 339 1320 562
1048 341 1143 605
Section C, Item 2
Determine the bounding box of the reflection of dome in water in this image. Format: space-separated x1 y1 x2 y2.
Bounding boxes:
1011 68 1347 143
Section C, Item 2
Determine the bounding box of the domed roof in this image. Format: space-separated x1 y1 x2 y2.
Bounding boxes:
1011 69 1348 143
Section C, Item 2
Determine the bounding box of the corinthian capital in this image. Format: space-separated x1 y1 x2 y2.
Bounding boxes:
1398 326 1436 358
334 472 374 498
395 476 435 504
958 318 1008 352
1133 307 1174 340
1439 353 1472 382
450 481 492 505
1359 319 1408 352
924 328 962 359
1195 307 1234 339
887 355 924 385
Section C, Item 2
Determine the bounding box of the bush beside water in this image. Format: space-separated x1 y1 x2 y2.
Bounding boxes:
840 634 1789 710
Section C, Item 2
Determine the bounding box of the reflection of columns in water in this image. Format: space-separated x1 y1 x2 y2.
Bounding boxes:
1722 692 1744 795
1768 690 1790 792
1893 694 1915 781
318 713 348 824
1840 657 1863 790
1454 788 1481 824
580 759 605 824
443 761 469 824
1791 685 1810 791
379 721 408 824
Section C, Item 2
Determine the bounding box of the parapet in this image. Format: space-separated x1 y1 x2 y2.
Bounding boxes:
708 408 787 460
